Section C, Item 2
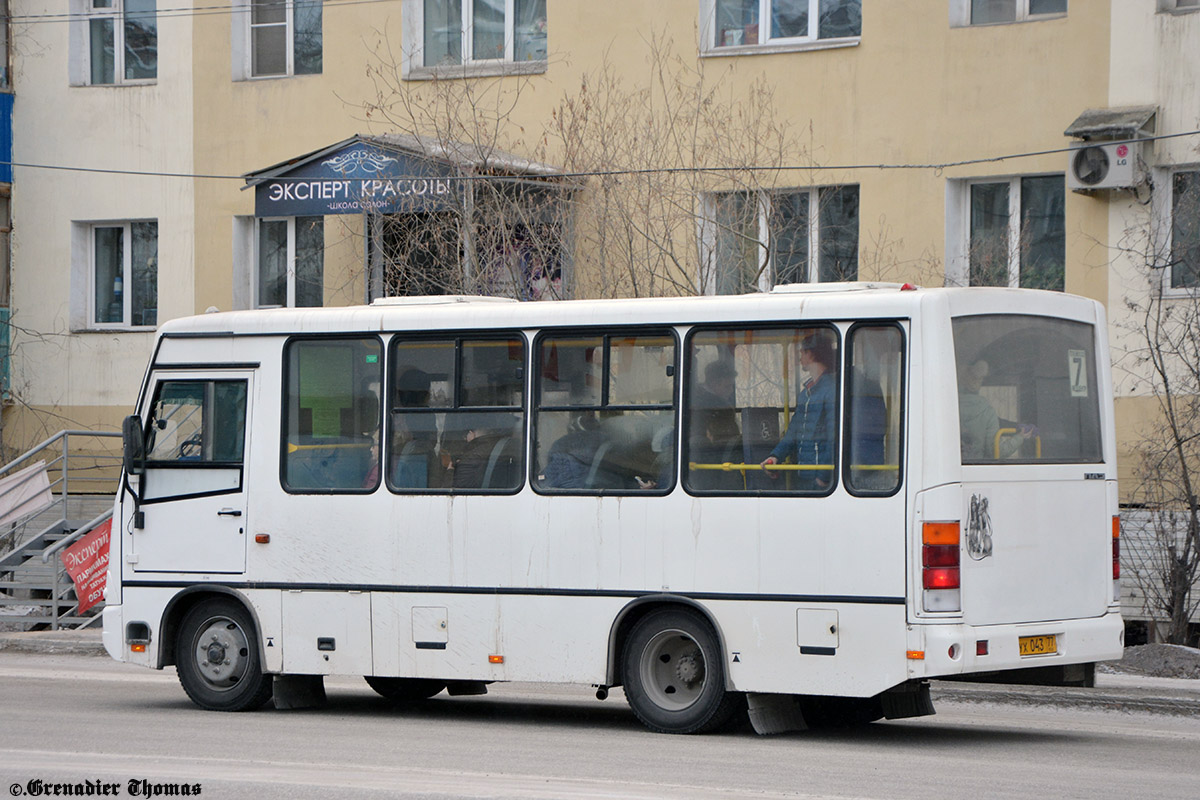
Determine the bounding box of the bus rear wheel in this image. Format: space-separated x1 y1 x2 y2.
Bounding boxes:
622 608 740 734
364 677 446 703
176 598 273 712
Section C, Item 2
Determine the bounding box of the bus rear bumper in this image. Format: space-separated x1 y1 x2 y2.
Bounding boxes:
912 611 1124 681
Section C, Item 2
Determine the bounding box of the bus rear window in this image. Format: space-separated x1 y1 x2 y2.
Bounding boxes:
953 315 1102 464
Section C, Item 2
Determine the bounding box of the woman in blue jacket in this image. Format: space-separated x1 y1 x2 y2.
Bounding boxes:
760 334 837 490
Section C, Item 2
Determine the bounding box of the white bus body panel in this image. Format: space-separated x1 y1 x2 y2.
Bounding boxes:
103 288 1123 702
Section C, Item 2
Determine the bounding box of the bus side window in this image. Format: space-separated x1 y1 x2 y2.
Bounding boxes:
142 379 248 502
282 337 383 493
845 325 904 495
533 332 676 493
684 326 838 495
389 335 526 493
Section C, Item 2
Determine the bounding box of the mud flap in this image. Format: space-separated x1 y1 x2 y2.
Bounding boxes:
747 693 808 735
881 681 935 720
273 674 327 710
446 680 489 696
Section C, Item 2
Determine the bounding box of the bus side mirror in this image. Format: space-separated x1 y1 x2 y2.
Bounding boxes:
122 415 146 476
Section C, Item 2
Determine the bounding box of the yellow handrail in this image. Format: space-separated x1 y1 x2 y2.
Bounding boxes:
286 441 373 454
687 462 900 472
993 429 1042 459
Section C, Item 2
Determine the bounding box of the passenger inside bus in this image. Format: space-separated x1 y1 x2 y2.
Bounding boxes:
957 359 1034 461
760 333 837 489
391 368 445 488
443 416 518 490
540 412 620 489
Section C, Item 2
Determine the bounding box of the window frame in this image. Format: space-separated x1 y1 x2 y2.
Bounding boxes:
402 0 549 80
237 0 323 80
1160 0 1200 13
841 321 906 498
947 174 1065 291
87 219 158 331
79 0 158 86
1163 165 1200 295
701 185 860 294
950 0 1068 27
701 0 862 57
532 327 679 496
385 330 528 495
682 322 842 497
254 216 325 309
1 0 11 90
280 334 385 495
140 377 249 504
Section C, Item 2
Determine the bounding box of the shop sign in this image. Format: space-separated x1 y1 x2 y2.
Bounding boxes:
254 142 461 217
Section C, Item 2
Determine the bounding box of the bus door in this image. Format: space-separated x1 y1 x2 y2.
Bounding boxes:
130 371 254 574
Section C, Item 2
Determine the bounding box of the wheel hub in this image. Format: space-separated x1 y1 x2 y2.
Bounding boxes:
194 620 246 687
675 652 704 689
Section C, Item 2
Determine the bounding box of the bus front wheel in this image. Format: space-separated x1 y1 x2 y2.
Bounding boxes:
176 599 273 712
621 608 740 734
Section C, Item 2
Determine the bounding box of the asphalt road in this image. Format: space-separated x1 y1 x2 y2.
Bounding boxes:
2 652 1199 800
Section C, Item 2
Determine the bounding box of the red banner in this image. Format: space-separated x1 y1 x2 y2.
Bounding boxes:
60 519 112 614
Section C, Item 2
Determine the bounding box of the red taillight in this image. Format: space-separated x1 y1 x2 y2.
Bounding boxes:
1112 516 1121 580
923 567 960 590
923 544 959 567
922 522 961 590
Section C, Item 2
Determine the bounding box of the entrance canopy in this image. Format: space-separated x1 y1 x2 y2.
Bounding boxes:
243 134 562 218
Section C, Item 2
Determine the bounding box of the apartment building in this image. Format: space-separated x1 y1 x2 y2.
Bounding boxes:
3 0 1198 497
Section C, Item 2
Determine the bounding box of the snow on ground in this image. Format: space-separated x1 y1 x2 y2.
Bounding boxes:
1100 644 1200 679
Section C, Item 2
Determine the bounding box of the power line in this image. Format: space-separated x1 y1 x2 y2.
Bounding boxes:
4 130 1198 183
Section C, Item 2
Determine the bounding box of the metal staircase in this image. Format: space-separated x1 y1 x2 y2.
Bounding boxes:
0 431 121 631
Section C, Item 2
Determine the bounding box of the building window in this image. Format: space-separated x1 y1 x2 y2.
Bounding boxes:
91 221 157 328
83 0 157 84
240 0 322 78
957 0 1066 25
423 0 547 65
954 176 1064 291
707 0 860 51
405 0 547 76
1160 0 1200 12
256 217 324 307
1 0 11 89
706 186 859 294
1170 170 1200 290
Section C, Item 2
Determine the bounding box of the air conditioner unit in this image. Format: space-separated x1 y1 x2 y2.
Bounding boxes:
1066 141 1142 191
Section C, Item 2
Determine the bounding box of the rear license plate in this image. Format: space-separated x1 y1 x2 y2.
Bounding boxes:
1019 634 1058 657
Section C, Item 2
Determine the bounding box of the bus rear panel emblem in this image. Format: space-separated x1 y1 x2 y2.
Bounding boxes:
967 494 993 561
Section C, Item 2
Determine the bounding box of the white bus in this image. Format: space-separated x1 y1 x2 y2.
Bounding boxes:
103 284 1123 734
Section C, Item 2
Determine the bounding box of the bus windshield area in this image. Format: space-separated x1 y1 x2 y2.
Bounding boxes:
953 315 1102 464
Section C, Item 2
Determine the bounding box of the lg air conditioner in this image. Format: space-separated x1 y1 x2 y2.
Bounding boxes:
1066 141 1142 191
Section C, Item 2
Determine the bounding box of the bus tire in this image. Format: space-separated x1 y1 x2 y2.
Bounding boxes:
622 607 740 734
175 598 273 712
364 676 446 702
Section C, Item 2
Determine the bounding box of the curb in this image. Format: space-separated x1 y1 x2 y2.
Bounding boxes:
930 682 1200 716
0 630 107 657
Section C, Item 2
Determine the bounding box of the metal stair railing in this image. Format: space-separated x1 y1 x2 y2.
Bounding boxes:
0 430 122 630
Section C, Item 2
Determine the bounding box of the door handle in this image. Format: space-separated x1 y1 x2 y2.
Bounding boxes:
218 508 243 517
